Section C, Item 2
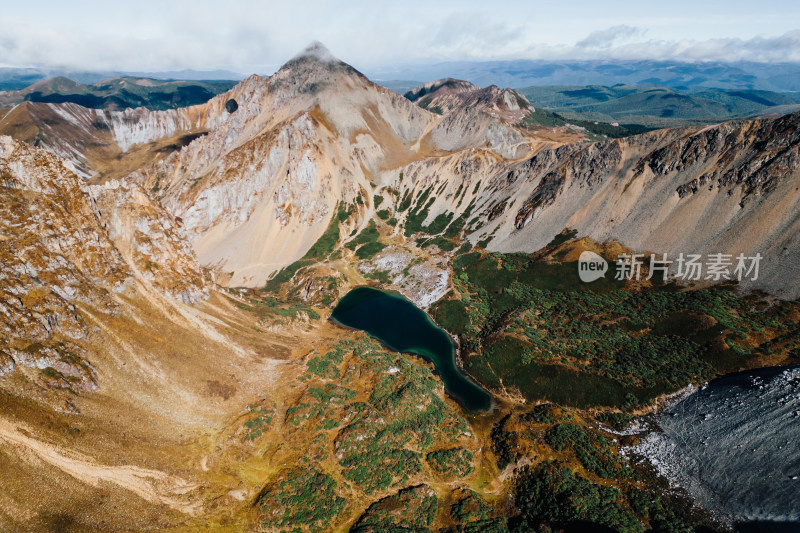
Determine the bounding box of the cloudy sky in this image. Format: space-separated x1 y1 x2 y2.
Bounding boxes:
2 0 799 73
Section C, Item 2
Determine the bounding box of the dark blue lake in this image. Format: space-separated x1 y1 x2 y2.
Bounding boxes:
331 287 492 412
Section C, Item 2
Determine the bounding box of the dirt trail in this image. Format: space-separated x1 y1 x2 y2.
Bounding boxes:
0 417 201 515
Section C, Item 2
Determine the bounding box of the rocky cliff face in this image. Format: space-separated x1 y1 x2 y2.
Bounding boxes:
0 45 556 288
117 44 546 286
0 136 207 391
0 137 293 531
496 114 800 298
86 179 208 304
405 77 530 119
405 78 538 159
382 112 800 297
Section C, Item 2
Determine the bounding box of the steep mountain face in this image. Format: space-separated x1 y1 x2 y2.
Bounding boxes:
0 136 300 529
479 113 800 298
0 46 547 288
4 47 799 299
403 78 554 159
404 78 480 102
0 135 208 391
130 50 431 286
0 100 210 180
117 44 546 287
405 77 532 121
0 135 488 533
2 46 799 300
364 111 800 299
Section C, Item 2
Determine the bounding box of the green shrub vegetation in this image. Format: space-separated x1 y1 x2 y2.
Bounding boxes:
512 461 716 533
546 228 579 248
364 269 392 284
512 463 642 533
234 293 321 321
418 235 457 251
346 220 380 250
518 107 653 138
346 220 386 259
306 344 346 379
243 404 274 441
352 485 438 532
448 489 509 532
433 250 798 408
403 186 437 236
424 212 454 235
490 414 520 469
355 241 385 260
597 411 632 431
278 337 472 510
433 299 470 336
258 467 347 532
546 423 631 478
426 448 474 479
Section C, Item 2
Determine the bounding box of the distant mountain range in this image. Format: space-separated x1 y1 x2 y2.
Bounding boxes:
373 59 800 92
0 67 244 91
5 58 800 95
0 76 237 111
4 67 798 127
389 79 800 129
517 85 800 127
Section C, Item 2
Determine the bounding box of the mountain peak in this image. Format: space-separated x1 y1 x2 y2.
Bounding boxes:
404 78 481 102
273 41 368 91
294 41 336 63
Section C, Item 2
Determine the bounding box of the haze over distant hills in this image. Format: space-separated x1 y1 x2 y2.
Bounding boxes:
3 75 796 132
0 76 237 111
5 58 800 96
374 59 800 92
516 85 800 127
0 67 244 91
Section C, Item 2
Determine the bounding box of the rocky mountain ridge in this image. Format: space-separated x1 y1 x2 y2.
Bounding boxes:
2 44 799 299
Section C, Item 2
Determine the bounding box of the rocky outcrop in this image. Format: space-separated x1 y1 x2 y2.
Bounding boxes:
352 110 800 298
0 45 555 289
462 113 800 298
408 79 535 159
0 350 14 377
87 179 208 303
9 343 98 392
0 135 208 387
405 78 531 120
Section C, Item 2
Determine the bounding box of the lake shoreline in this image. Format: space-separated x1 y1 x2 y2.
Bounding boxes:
330 286 494 412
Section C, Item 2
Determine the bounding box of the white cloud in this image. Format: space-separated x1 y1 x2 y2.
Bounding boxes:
573 29 800 63
577 25 645 49
0 1 798 73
